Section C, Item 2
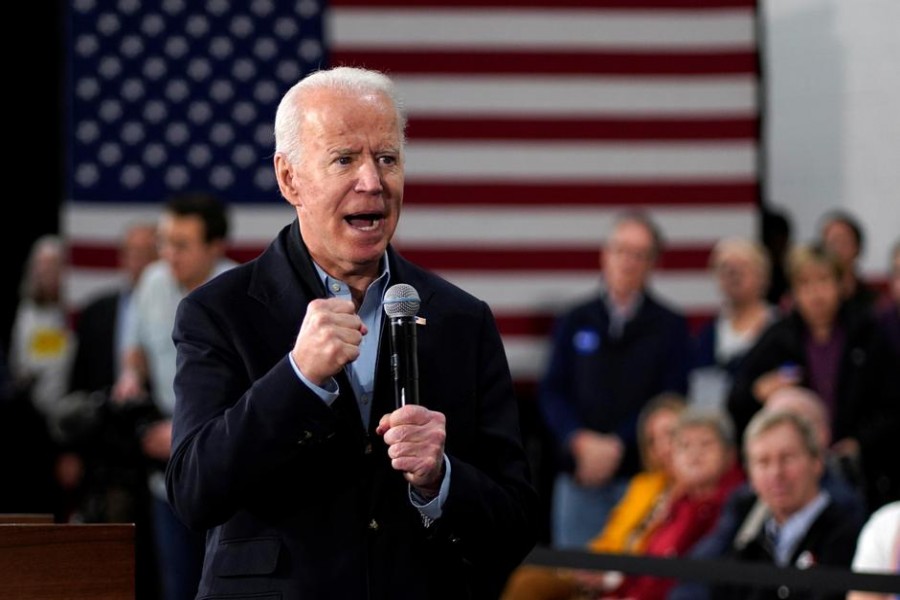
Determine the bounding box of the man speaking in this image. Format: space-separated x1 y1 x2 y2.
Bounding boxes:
165 66 537 599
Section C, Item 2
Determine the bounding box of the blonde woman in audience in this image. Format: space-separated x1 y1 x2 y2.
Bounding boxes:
690 237 777 409
728 243 900 511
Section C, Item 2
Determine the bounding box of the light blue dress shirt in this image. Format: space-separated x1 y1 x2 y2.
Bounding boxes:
765 491 830 566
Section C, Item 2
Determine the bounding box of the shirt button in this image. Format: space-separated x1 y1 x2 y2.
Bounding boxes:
330 283 341 293
361 393 370 405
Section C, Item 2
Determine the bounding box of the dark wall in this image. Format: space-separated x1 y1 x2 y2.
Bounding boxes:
2 4 64 351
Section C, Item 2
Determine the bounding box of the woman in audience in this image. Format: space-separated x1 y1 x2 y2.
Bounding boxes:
728 243 900 511
599 409 744 600
9 235 75 423
690 237 777 409
501 394 687 600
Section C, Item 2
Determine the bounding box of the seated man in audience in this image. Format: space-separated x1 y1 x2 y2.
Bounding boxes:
710 410 862 600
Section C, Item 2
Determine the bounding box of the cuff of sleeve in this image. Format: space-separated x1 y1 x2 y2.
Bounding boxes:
288 353 339 405
410 455 451 525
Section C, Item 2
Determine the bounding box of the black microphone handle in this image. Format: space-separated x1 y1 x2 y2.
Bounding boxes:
389 316 419 407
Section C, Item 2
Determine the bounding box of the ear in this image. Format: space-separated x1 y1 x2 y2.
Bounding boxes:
274 154 301 207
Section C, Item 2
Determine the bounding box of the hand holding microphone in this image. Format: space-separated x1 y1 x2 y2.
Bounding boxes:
378 284 446 494
377 405 446 494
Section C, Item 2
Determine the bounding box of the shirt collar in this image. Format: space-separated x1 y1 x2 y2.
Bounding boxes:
766 490 830 566
312 255 392 302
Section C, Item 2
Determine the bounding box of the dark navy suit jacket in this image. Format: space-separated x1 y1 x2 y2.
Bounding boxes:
166 220 537 599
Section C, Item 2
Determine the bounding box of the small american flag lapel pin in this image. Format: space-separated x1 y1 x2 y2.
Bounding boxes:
795 551 816 569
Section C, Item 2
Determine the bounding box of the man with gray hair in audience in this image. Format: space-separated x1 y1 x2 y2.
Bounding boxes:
710 409 862 600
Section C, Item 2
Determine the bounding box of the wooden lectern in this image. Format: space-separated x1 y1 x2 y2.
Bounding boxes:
0 522 134 599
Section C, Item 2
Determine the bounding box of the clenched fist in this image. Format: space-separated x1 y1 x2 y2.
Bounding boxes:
292 298 367 386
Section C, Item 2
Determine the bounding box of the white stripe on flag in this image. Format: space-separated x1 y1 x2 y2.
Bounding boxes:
395 76 757 116
331 8 756 50
404 141 756 181
438 271 719 315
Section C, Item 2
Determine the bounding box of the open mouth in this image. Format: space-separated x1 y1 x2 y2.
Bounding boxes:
345 212 384 231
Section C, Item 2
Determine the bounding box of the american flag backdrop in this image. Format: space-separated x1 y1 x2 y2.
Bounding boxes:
65 0 761 386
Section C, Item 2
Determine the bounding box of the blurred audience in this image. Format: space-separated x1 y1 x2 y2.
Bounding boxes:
728 243 900 511
9 235 75 422
69 221 158 396
539 211 690 548
61 222 159 598
690 237 776 409
112 193 234 600
711 410 862 600
501 393 687 599
847 500 900 600
819 210 878 317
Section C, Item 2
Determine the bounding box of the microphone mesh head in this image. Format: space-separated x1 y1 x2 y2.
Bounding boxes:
383 283 420 318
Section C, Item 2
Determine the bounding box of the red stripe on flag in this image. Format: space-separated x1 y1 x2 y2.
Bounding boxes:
404 182 758 205
332 0 755 8
332 50 757 76
397 247 713 271
69 244 267 269
408 117 758 141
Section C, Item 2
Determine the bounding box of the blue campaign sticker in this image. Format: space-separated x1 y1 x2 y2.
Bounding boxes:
573 329 601 354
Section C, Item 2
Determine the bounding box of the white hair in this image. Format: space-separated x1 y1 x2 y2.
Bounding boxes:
273 66 407 165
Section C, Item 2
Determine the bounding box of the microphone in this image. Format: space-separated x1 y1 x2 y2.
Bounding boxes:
383 283 420 408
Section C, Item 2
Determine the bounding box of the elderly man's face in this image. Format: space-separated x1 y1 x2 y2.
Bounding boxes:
602 220 656 299
747 422 823 523
280 87 404 281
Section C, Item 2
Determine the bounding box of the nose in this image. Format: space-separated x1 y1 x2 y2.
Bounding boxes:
355 158 383 194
